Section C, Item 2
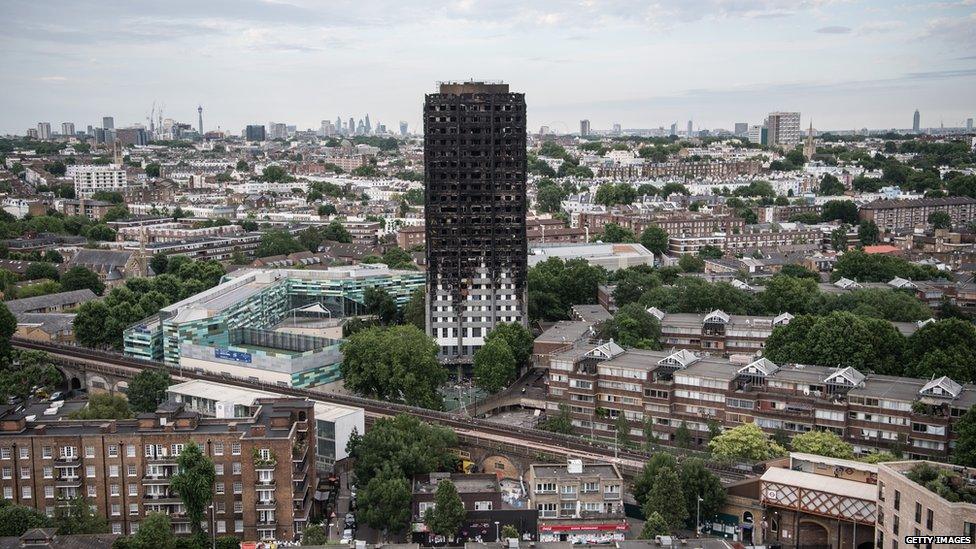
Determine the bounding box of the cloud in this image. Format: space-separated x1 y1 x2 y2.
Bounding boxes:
816 25 852 33
39 76 67 82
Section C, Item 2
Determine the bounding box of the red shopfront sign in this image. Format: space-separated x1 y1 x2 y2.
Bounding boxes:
539 523 628 533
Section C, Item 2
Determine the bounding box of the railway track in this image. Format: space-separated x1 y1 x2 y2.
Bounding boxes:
12 338 757 483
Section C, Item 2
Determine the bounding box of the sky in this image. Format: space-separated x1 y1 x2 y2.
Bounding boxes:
1 0 975 135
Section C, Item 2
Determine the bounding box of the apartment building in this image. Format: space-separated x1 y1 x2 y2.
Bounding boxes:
723 226 823 252
542 341 974 461
860 197 976 232
66 165 129 199
527 460 626 544
0 398 316 542
58 199 114 220
767 112 801 147
875 461 976 549
577 211 745 239
595 160 761 180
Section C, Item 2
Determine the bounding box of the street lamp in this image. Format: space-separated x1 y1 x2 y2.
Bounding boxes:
695 495 701 537
494 521 500 541
208 503 216 549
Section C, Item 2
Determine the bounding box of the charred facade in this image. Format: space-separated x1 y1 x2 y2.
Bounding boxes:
424 81 528 361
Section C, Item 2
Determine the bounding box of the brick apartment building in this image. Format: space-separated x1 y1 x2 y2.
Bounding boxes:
875 461 976 549
859 197 976 232
527 460 626 544
577 211 745 239
542 341 973 462
595 160 761 180
0 398 315 542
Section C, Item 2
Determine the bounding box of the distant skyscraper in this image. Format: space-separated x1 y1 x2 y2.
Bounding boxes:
37 122 51 139
197 106 203 135
539 126 550 135
734 122 748 136
364 114 371 134
61 122 75 137
766 112 801 147
579 119 590 136
747 124 767 145
102 116 114 130
86 125 93 137
913 109 920 133
348 117 355 136
687 120 693 136
968 118 973 131
612 123 621 135
670 123 678 136
245 125 266 141
26 128 38 139
399 121 408 136
267 122 288 140
424 81 527 362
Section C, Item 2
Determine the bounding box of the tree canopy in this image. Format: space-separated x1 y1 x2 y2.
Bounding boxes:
709 423 787 461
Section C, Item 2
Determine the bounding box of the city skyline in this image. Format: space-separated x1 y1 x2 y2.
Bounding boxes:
1 0 975 135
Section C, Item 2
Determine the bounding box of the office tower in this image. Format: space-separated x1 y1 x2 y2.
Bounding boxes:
399 121 408 136
734 122 748 136
93 128 106 144
348 117 355 136
766 112 801 147
687 120 693 136
197 105 203 135
539 126 550 135
913 109 921 133
424 81 527 362
336 116 343 134
376 123 386 134
612 123 621 135
37 122 51 139
579 119 590 136
364 114 371 134
86 125 93 137
747 124 767 145
245 125 266 141
26 128 38 139
670 123 678 136
115 127 148 147
967 118 973 131
267 122 288 140
61 122 75 137
102 116 114 130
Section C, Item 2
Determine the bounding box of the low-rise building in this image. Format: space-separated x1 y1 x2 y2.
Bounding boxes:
527 460 627 544
860 197 976 232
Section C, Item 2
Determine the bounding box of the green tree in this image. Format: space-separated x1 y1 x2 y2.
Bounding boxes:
170 443 216 538
473 337 516 393
0 302 17 356
678 458 726 530
698 245 723 259
357 464 413 541
424 479 466 540
0 503 53 536
501 524 519 539
595 303 661 349
24 262 59 281
821 200 859 224
951 407 976 467
235 159 250 172
261 165 293 183
709 423 787 460
301 523 328 545
600 223 637 243
643 466 688 530
149 253 169 275
904 319 976 383
640 226 669 255
347 414 458 487
779 264 820 280
126 369 171 413
363 286 397 325
819 174 845 195
130 512 176 549
639 512 670 539
0 351 61 402
145 162 161 177
484 322 534 368
831 224 850 252
54 495 108 534
928 211 952 230
536 184 568 213
69 393 133 419
790 430 854 459
404 286 425 330
216 537 242 549
340 325 447 408
103 204 130 222
674 421 692 448
255 229 304 257
60 266 105 295
322 220 352 243
540 404 574 435
631 453 678 507
760 274 819 315
678 254 705 273
857 220 880 245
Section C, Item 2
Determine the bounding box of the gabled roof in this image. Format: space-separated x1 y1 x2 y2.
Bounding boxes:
919 376 963 399
585 340 625 360
773 312 794 326
834 277 861 290
703 309 730 324
824 366 866 387
738 357 779 377
646 307 666 321
888 276 916 289
657 349 699 369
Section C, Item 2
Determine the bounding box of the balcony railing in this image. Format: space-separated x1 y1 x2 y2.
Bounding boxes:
256 499 276 509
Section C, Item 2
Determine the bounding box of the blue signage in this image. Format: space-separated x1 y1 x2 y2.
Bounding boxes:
215 349 252 363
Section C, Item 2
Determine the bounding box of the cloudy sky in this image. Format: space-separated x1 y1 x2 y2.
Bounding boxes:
2 0 974 135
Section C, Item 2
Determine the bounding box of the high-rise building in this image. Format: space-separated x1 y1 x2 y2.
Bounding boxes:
348 117 355 136
364 114 371 134
539 126 550 135
37 122 51 139
26 128 38 139
424 81 528 362
734 122 748 136
267 122 288 140
612 123 621 135
399 121 408 136
687 120 693 136
102 116 114 130
670 123 678 136
913 109 921 133
67 163 128 198
86 125 93 137
197 105 203 135
579 119 590 136
61 122 75 137
766 111 801 147
967 118 973 131
116 127 148 147
245 125 266 142
747 124 767 145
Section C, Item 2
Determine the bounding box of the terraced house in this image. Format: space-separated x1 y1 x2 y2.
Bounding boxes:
123 264 423 387
0 398 315 542
544 342 973 462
